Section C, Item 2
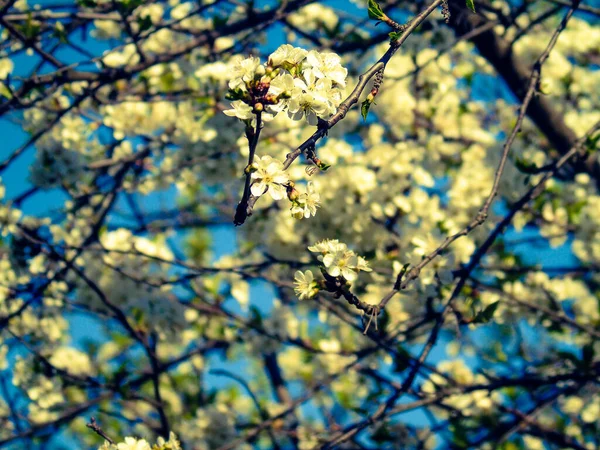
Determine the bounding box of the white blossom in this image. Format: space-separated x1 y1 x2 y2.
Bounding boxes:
323 249 359 281
308 239 346 254
116 437 151 450
268 44 307 68
305 50 348 86
223 100 254 121
288 75 336 125
294 270 318 299
308 240 371 282
228 56 263 91
291 182 320 219
250 155 289 200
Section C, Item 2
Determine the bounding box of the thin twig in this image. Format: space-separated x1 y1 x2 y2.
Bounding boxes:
86 417 114 445
375 0 582 313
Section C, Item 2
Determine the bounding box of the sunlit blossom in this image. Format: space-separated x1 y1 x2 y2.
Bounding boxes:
294 270 318 299
250 155 289 200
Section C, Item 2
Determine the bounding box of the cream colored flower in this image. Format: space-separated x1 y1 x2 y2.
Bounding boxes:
223 101 254 121
308 240 372 282
116 437 151 450
323 249 359 281
294 270 318 299
305 50 348 87
308 239 346 254
291 182 320 219
268 44 307 68
250 155 289 200
288 73 337 125
228 56 263 91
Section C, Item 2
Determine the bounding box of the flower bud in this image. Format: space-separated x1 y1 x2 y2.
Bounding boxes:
287 182 299 201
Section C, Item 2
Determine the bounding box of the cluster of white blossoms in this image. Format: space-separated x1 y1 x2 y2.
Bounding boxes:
309 239 372 281
247 155 321 218
75 229 187 336
29 145 84 189
294 239 372 300
224 44 347 125
98 433 182 450
290 181 320 219
225 45 340 219
178 404 238 449
288 3 339 33
422 360 496 418
246 300 300 353
0 179 22 238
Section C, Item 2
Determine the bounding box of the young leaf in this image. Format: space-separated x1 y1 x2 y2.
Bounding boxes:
0 84 12 99
473 301 499 323
249 305 263 327
137 15 153 33
212 15 228 28
466 0 476 13
392 345 411 373
20 13 41 39
318 162 332 172
389 30 404 42
368 0 386 21
585 132 600 153
361 98 372 121
514 157 540 174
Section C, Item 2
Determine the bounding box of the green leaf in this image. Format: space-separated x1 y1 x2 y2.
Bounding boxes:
137 15 153 33
318 162 332 172
368 0 386 21
473 301 499 323
392 345 411 373
118 0 144 11
0 84 12 99
249 305 263 328
585 132 600 153
19 13 41 39
361 98 372 121
389 30 403 42
514 157 540 174
185 228 212 263
212 15 228 28
159 71 176 91
466 0 476 13
225 88 246 101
